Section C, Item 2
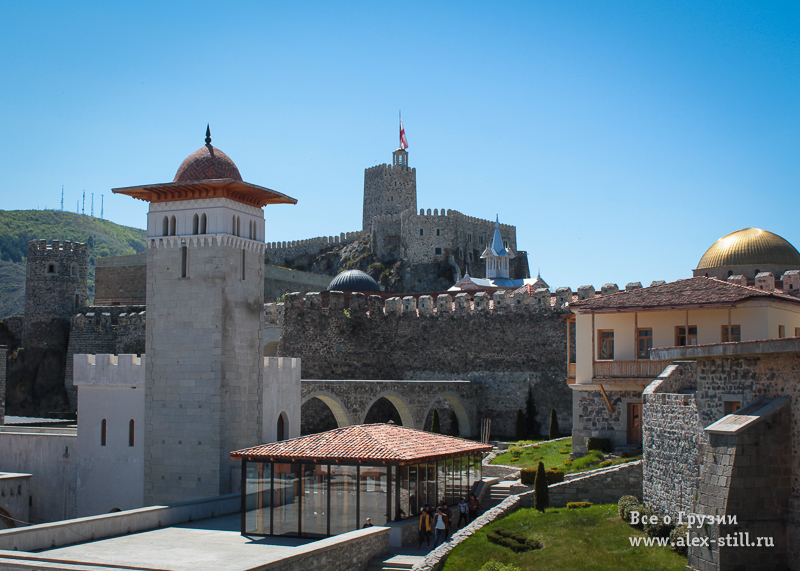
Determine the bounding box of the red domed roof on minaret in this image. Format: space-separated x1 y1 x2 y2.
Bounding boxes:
173 126 243 182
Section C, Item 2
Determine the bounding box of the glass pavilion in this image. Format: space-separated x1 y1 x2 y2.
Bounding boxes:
231 423 492 538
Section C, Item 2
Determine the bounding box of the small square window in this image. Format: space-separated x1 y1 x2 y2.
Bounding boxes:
722 325 741 343
46 263 57 274
779 325 786 339
420 228 424 236
435 247 442 255
436 229 440 236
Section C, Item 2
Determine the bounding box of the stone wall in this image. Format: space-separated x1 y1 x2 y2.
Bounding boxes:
94 253 146 305
263 265 332 302
0 472 30 529
0 347 5 425
280 291 571 438
689 401 791 571
519 460 643 508
263 232 362 267
362 155 417 232
572 388 642 453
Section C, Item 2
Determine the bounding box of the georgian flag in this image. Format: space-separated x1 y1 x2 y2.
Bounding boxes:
400 115 408 149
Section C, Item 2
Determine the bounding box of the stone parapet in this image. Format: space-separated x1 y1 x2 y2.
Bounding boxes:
73 353 145 387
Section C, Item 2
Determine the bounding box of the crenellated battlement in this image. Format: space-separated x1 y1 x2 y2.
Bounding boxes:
364 163 416 174
265 231 363 251
73 353 145 387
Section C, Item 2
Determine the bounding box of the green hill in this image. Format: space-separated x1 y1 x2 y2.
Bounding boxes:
0 210 147 318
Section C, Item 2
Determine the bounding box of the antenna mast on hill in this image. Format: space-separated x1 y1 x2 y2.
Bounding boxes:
82 191 85 215
91 193 94 217
76 200 79 213
101 195 104 219
61 186 64 211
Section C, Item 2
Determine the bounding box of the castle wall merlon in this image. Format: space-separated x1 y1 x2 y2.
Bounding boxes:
73 353 145 388
147 234 266 253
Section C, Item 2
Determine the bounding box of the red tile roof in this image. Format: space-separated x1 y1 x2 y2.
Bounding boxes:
570 276 800 313
230 423 492 465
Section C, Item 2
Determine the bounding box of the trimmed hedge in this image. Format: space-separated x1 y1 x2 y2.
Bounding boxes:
546 469 565 484
520 468 536 485
567 502 593 509
618 495 639 519
486 528 543 553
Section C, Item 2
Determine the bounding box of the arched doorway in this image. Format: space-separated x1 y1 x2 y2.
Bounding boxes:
424 395 472 436
364 397 404 425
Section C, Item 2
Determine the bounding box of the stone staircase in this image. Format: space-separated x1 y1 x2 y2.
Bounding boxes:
366 554 422 571
481 481 514 511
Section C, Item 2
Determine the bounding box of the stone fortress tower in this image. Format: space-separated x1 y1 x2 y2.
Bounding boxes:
113 127 297 504
362 148 417 232
24 239 88 346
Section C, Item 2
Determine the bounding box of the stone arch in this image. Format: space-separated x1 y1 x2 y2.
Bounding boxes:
0 507 15 529
423 394 472 437
301 392 352 433
360 392 414 429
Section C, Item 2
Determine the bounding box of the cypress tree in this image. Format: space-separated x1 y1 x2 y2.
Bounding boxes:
515 409 525 441
525 387 540 437
534 461 549 512
449 409 460 437
549 408 560 440
431 408 441 433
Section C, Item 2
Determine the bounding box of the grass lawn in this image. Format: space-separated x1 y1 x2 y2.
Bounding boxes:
442 504 686 571
491 438 641 473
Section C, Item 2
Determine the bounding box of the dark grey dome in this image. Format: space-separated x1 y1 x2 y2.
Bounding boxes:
328 270 381 292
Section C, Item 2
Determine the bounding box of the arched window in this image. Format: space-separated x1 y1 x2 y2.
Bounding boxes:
277 413 286 441
129 419 135 447
192 214 199 235
237 216 241 237
200 213 207 234
71 263 79 277
162 216 169 236
169 216 176 236
101 419 107 446
75 293 80 308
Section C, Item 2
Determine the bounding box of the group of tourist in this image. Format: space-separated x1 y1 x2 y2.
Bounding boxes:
417 494 481 549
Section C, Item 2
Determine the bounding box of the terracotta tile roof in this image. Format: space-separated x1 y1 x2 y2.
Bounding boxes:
570 276 800 312
230 423 492 465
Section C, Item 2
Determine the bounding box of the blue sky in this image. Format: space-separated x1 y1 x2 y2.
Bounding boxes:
2 1 798 289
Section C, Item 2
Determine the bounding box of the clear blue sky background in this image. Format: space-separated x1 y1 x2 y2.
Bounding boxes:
2 1 798 289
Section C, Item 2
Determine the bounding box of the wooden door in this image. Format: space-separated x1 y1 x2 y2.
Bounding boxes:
627 403 642 445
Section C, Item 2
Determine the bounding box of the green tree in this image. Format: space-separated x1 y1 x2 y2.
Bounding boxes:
431 408 441 433
549 408 559 440
515 409 525 441
534 461 549 512
449 409 460 436
525 387 540 437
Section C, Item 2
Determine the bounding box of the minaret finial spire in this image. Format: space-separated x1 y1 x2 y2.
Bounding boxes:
205 124 211 145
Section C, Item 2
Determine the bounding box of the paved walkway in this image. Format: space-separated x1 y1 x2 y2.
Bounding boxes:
42 513 313 571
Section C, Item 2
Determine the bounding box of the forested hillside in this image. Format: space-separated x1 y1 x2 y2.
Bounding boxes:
0 210 147 318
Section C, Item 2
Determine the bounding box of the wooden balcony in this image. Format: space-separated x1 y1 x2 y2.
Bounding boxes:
592 360 672 383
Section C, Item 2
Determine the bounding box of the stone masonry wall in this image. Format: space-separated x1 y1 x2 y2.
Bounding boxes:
0 347 6 424
689 405 791 571
519 461 643 508
573 389 642 452
363 158 417 232
263 232 362 267
279 290 571 438
94 253 146 305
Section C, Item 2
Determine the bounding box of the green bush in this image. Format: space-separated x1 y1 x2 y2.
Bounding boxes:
509 445 522 460
643 512 674 539
618 495 639 519
545 469 565 484
586 437 612 452
520 468 536 486
630 506 654 530
479 562 521 571
564 458 573 466
670 524 690 556
567 502 593 509
598 460 613 468
534 461 549 512
487 528 542 553
549 408 559 439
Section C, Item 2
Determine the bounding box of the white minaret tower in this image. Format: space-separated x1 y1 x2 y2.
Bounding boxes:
481 215 515 279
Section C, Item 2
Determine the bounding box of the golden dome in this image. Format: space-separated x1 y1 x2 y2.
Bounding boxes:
696 228 800 270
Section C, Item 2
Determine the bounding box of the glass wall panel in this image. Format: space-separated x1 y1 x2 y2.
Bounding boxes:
471 455 482 486
273 463 300 536
425 463 436 508
399 465 410 520
301 464 328 537
437 461 446 506
329 465 358 535
461 456 469 499
244 462 272 535
360 466 388 525
408 465 418 516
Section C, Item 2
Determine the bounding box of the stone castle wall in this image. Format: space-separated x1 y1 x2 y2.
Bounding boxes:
0 347 6 424
263 232 363 267
277 290 571 437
